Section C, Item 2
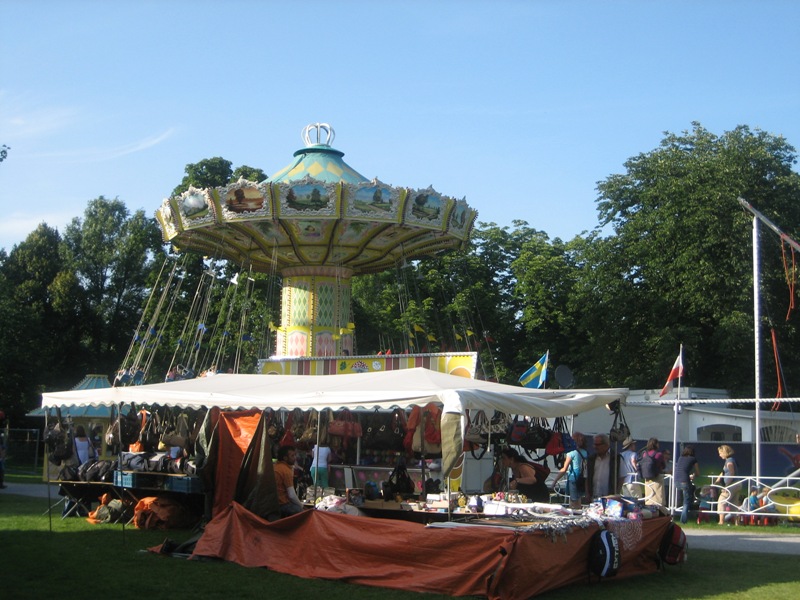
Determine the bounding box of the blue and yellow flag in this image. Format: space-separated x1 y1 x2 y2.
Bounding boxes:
519 351 549 388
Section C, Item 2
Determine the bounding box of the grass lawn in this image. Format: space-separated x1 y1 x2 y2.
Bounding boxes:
2 478 799 600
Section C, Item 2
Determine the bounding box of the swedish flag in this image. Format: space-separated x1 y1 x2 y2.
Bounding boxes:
519 351 549 388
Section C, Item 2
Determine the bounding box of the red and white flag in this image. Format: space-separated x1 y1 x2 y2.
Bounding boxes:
660 352 684 397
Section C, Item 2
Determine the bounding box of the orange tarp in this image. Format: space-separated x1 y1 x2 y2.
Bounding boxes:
190 503 670 599
212 409 262 516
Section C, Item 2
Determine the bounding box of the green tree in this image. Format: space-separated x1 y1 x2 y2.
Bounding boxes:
172 157 233 196
512 231 582 383
172 158 269 196
0 225 82 417
576 123 800 396
61 197 165 378
231 165 267 183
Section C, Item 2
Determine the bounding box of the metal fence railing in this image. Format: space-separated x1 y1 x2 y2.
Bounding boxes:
2 428 43 476
550 473 800 521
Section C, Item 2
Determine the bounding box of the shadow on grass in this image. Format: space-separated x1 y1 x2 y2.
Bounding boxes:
3 492 799 600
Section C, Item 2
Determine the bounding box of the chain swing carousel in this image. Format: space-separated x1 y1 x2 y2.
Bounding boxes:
156 123 478 368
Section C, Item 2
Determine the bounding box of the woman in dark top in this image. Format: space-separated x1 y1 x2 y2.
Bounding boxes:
501 447 550 503
674 445 700 524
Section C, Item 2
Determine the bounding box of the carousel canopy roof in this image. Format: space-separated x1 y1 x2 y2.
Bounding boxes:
155 124 477 275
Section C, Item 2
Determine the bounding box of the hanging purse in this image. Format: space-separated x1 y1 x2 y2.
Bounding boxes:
412 404 442 456
363 408 406 451
328 409 362 438
297 410 319 450
545 431 564 456
609 407 631 442
519 418 552 451
464 410 489 445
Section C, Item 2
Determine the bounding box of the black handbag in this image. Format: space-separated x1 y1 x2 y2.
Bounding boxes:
509 416 551 450
382 464 415 500
364 408 406 451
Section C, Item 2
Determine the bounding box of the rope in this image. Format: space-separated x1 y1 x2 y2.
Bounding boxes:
770 327 789 411
781 234 796 321
117 255 170 378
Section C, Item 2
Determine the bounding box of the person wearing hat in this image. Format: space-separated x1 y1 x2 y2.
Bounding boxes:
620 437 640 498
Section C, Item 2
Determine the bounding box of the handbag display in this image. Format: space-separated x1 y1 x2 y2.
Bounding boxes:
553 416 577 452
411 403 442 456
328 409 362 438
609 407 631 443
382 463 416 500
545 431 564 456
363 408 406 451
464 410 490 445
296 410 319 450
508 416 551 450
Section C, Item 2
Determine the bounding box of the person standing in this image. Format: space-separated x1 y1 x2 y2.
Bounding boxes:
715 444 740 525
73 425 97 465
639 438 666 507
674 445 700 524
274 445 304 518
586 433 625 498
620 437 640 497
310 444 333 489
552 432 588 509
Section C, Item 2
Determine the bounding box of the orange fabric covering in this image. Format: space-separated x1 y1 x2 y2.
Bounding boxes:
212 409 262 516
190 503 670 599
133 496 200 530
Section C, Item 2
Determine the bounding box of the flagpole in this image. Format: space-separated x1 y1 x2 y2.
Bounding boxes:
543 350 549 389
670 344 682 515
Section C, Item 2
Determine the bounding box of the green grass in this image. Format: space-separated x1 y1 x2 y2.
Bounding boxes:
2 486 800 600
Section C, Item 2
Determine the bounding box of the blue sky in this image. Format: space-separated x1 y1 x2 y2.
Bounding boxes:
1 0 798 253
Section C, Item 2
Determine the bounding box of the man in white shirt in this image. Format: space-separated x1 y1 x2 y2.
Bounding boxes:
587 433 624 498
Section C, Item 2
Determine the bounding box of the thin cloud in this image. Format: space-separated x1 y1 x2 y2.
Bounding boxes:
25 128 177 162
0 91 78 140
103 128 176 159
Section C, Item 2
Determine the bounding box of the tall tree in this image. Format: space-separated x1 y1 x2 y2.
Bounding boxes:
231 165 267 182
0 225 81 417
61 197 165 378
172 157 233 196
576 123 800 396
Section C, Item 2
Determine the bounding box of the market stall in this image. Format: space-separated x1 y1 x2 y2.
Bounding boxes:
41 369 677 594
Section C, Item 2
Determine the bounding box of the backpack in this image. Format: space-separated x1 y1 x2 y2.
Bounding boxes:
46 424 73 465
637 450 661 480
364 480 381 500
531 461 550 480
84 460 115 482
588 529 620 579
659 523 688 566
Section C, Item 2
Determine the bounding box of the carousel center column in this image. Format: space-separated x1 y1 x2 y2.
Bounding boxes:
277 265 354 357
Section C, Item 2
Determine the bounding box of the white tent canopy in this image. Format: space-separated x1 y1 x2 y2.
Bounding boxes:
41 367 628 417
42 368 628 477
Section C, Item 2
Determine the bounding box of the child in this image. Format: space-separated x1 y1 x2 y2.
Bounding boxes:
744 488 760 512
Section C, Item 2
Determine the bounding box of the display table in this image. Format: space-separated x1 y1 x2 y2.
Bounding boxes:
190 502 672 600
356 499 451 524
51 481 117 518
51 472 204 522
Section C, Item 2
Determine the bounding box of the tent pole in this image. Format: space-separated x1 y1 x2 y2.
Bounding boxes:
312 410 321 504
45 410 53 532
